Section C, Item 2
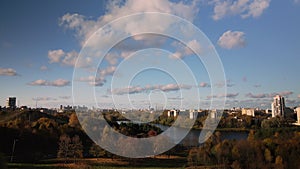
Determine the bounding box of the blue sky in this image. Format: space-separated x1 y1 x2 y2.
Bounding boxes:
0 0 300 109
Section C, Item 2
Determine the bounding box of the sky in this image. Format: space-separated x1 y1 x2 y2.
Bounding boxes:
0 0 300 109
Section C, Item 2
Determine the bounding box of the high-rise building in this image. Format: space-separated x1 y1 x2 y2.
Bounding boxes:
6 97 16 109
296 107 300 124
271 95 285 118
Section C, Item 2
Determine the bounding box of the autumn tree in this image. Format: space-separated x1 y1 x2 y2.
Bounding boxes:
275 156 284 169
231 160 241 169
57 134 83 163
57 134 71 163
89 143 106 159
187 148 199 167
70 135 83 163
68 113 80 128
264 148 272 163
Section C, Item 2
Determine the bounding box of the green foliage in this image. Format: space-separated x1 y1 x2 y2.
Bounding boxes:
118 122 162 137
261 117 290 128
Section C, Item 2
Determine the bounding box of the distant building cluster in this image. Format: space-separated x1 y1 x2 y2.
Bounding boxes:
2 95 300 126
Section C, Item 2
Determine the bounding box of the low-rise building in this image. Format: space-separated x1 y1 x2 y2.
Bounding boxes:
210 109 222 119
189 109 199 119
242 108 255 117
167 109 179 117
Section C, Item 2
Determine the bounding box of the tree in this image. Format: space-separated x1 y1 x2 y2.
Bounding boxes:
231 160 241 169
275 156 284 169
68 113 80 128
57 134 71 163
89 143 106 159
187 148 199 167
264 148 272 163
70 135 83 163
57 134 83 163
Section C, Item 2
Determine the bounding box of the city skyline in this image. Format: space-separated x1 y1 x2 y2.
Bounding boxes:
1 0 300 109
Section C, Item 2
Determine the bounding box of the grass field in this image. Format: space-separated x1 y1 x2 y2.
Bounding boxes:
7 156 186 169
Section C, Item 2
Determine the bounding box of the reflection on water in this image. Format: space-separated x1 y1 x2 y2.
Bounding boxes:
154 124 249 146
117 121 249 147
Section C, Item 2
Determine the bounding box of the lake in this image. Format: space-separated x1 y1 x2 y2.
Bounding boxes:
117 121 249 147
154 124 249 146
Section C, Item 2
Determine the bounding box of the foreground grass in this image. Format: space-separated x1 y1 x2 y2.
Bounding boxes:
8 156 186 169
8 164 184 169
8 163 61 169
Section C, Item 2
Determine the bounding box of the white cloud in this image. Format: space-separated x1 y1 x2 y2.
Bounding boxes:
48 49 65 63
245 93 267 98
29 79 48 86
48 49 92 68
218 30 246 49
33 97 57 101
28 79 70 87
243 0 271 18
105 52 119 65
170 39 203 59
207 93 239 99
246 91 294 98
98 66 116 77
112 86 145 95
158 84 192 92
61 50 78 66
212 0 271 20
185 40 203 55
0 68 18 76
59 0 200 46
78 75 106 86
170 51 184 59
51 79 70 87
271 91 293 97
111 83 192 95
77 66 116 87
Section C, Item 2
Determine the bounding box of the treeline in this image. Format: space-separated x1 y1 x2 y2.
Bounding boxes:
187 129 300 169
0 110 90 162
0 110 162 162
